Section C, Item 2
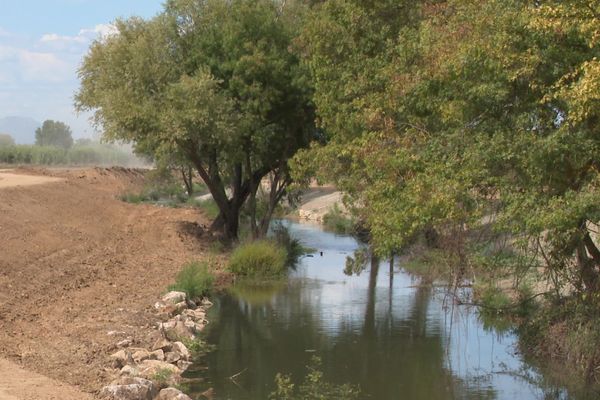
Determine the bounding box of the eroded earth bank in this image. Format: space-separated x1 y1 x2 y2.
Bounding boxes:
0 167 213 399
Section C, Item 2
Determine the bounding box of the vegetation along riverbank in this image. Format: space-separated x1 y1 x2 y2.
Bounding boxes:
2 0 600 398
75 0 600 394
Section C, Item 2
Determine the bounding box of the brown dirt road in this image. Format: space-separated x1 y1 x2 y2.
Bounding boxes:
0 169 63 189
0 167 211 399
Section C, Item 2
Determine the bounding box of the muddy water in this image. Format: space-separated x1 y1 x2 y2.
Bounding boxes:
188 221 576 399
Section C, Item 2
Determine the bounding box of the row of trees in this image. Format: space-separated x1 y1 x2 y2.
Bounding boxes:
77 0 600 296
0 120 74 149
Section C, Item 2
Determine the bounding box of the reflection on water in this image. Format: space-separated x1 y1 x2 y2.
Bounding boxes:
187 220 573 399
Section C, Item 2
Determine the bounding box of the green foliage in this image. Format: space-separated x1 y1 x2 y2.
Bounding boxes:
193 199 220 220
168 261 214 300
344 248 368 276
0 143 134 166
270 356 360 400
0 133 15 147
271 223 309 266
35 120 73 149
477 286 512 314
180 337 215 359
298 0 600 299
76 0 315 239
228 240 288 277
520 296 600 386
120 169 205 207
401 248 460 284
151 368 174 388
322 204 354 235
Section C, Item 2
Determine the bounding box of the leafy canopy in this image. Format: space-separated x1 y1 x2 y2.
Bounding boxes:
297 0 600 294
76 0 315 239
35 120 73 149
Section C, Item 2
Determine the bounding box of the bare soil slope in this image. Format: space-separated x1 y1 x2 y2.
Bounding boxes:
0 167 210 397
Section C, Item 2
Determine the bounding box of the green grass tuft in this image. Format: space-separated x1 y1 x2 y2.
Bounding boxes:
228 240 288 277
168 261 214 301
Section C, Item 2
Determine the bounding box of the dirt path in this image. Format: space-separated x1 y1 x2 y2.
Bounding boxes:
297 186 344 221
0 167 211 398
0 170 63 188
0 358 93 400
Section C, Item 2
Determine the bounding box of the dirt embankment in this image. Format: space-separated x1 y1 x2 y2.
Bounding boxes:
0 167 211 398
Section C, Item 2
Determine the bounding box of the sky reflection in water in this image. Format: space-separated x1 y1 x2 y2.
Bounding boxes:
191 220 569 400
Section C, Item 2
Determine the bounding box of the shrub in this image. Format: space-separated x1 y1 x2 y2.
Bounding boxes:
271 223 307 266
229 240 287 277
168 261 214 300
322 204 354 234
476 285 512 315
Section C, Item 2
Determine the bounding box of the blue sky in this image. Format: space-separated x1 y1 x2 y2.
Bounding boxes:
0 0 164 138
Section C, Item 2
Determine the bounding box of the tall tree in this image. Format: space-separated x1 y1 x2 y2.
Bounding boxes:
0 133 15 147
35 120 73 149
297 0 600 295
76 0 315 240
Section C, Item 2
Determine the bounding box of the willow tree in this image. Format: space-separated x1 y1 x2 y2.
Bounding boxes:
297 0 600 294
76 0 315 240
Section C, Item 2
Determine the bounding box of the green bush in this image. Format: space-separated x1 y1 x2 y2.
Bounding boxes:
271 223 308 266
322 204 354 235
168 261 214 300
477 285 512 315
229 240 288 277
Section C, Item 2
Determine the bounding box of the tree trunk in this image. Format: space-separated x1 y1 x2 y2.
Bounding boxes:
577 239 600 294
181 166 193 196
187 145 270 241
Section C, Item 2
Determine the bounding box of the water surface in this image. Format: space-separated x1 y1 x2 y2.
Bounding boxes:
188 221 576 399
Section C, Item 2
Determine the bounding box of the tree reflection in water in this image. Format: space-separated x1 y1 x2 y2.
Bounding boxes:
184 222 562 400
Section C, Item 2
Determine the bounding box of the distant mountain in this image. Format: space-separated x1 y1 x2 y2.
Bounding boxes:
0 116 40 144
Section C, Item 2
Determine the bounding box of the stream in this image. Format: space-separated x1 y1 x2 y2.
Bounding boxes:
186 220 578 399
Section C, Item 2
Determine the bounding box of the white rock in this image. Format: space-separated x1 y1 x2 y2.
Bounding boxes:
181 309 205 322
110 350 132 369
171 342 191 361
173 301 188 314
138 360 181 380
161 291 186 306
150 349 165 361
201 298 213 307
152 338 173 352
100 377 157 400
116 338 132 348
162 320 195 341
132 349 152 363
119 365 139 377
165 351 181 364
176 360 193 371
156 387 192 400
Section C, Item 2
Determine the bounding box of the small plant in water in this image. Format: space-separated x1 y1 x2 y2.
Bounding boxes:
270 356 360 400
181 337 216 359
152 367 174 388
271 223 310 267
344 248 369 276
